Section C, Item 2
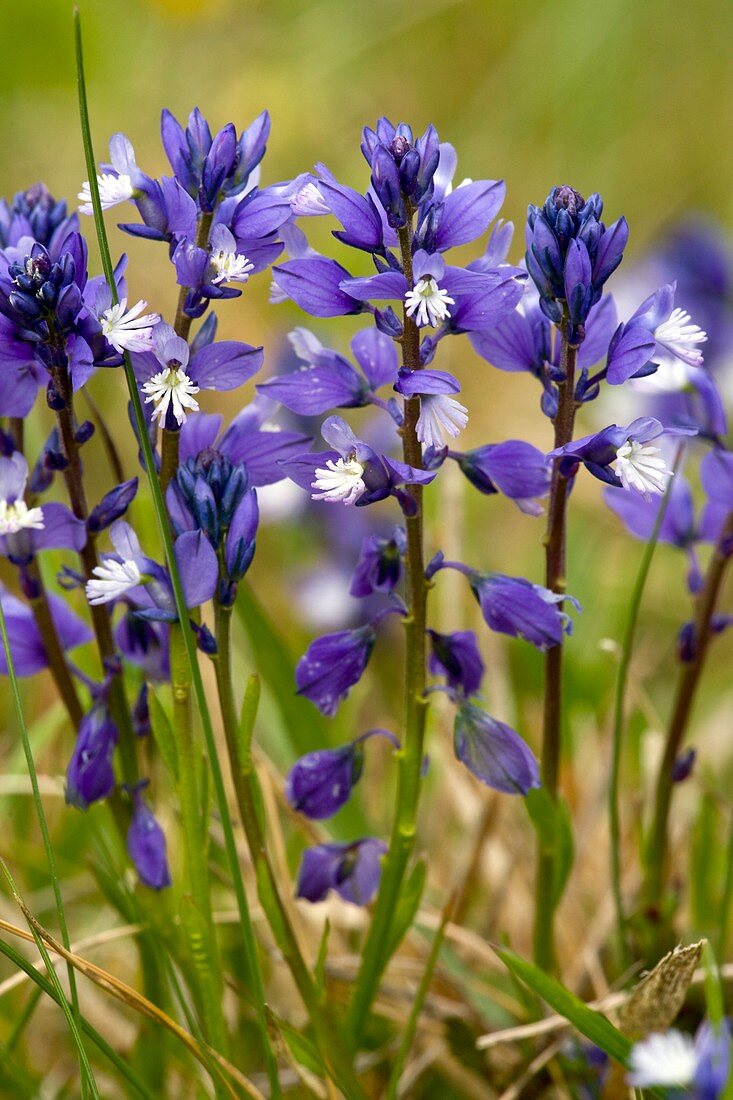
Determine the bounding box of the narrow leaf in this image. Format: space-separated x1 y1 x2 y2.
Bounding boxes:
494 945 632 1066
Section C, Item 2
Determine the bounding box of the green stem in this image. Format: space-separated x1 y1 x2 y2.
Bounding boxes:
0 936 157 1100
608 448 683 967
717 808 733 963
643 509 733 917
75 16 281 1089
213 600 363 1098
0 860 99 1098
385 902 452 1099
0 592 87 1084
533 319 577 973
347 216 428 1045
169 624 229 1053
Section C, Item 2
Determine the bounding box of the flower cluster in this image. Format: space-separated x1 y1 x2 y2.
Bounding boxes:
269 118 571 902
0 104 302 890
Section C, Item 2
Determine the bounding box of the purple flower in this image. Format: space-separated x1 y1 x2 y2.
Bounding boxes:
428 629 484 696
341 249 525 337
0 452 86 565
116 614 170 682
550 417 694 498
66 705 119 810
526 185 627 343
470 290 619 416
177 398 310 488
361 119 440 219
257 326 398 415
126 783 172 890
295 623 376 716
0 587 92 677
701 448 733 509
160 107 270 209
281 414 435 515
295 838 387 905
133 321 263 430
87 478 138 535
271 255 366 318
85 519 217 622
693 1019 731 1099
282 123 524 350
451 439 551 514
442 564 579 650
349 526 405 597
167 447 258 599
286 744 364 819
285 730 397 820
1 183 78 254
454 702 540 794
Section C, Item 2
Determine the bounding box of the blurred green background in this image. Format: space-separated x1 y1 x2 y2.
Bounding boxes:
1 2 733 1089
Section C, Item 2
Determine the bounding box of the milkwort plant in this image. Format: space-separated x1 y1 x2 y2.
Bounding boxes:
0 18 732 1095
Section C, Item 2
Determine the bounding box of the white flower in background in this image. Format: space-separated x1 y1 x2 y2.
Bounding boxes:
627 1030 698 1089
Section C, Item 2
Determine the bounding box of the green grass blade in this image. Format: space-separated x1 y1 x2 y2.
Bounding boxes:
493 945 632 1066
386 901 451 1099
0 585 94 1095
0 937 155 1099
74 11 279 1090
0 860 100 1097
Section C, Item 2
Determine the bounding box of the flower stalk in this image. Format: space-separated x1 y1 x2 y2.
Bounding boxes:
534 317 578 972
347 212 429 1044
213 596 366 1097
160 212 212 493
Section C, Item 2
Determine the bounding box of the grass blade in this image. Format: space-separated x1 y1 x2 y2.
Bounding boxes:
74 9 280 1090
0 587 95 1095
493 945 632 1066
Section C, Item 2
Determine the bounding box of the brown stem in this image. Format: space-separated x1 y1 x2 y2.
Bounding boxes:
159 213 213 494
51 355 137 782
26 560 84 729
534 321 578 971
643 508 733 913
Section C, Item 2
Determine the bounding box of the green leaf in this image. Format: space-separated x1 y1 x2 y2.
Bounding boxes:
235 583 332 757
314 919 331 998
236 584 368 839
525 787 574 906
494 945 632 1066
148 688 178 780
384 859 426 964
265 1007 324 1077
